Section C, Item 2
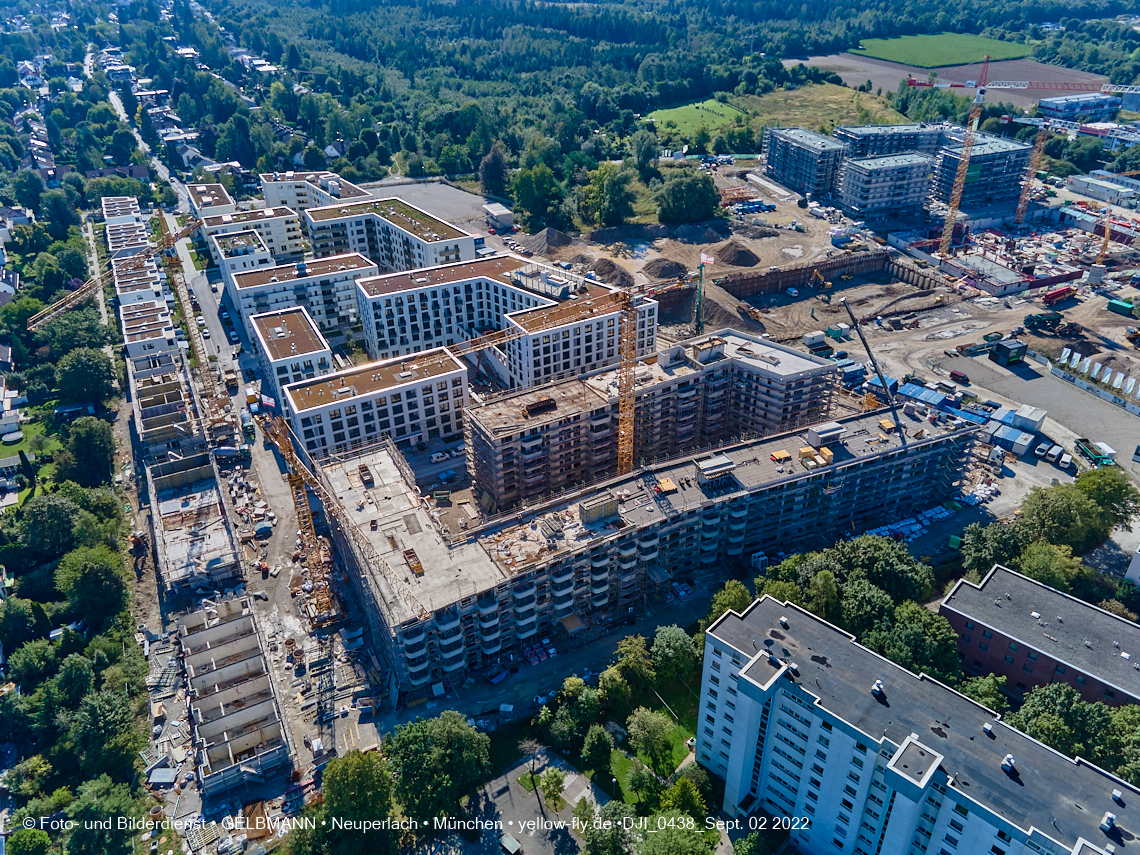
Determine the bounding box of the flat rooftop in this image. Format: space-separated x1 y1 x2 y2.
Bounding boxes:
157 482 238 584
284 347 465 413
202 207 297 228
845 153 932 171
319 446 506 624
943 565 1140 698
231 252 375 290
305 197 467 241
259 169 369 199
212 230 268 257
251 307 329 362
713 597 1140 852
943 137 1031 158
834 123 944 137
467 379 608 434
471 409 976 569
187 182 233 210
1040 93 1120 105
357 254 531 297
102 196 140 217
106 223 150 251
508 286 623 332
955 254 1025 285
769 127 847 151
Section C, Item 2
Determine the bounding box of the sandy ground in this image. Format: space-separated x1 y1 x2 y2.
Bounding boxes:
785 55 1110 110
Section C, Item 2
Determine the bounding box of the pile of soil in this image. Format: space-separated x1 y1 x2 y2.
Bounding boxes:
521 227 573 256
673 224 723 243
589 258 634 288
589 224 672 243
713 240 760 267
730 223 780 240
567 253 593 265
642 258 687 279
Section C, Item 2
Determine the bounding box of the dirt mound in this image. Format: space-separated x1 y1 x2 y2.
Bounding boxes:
642 258 687 279
589 258 634 288
730 223 780 240
673 224 723 243
521 227 573 256
589 224 672 243
713 240 759 267
567 253 593 265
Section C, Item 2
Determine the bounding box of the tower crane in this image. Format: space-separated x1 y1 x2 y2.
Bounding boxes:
906 62 1140 255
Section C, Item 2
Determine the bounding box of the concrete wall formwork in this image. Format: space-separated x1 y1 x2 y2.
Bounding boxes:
719 249 891 299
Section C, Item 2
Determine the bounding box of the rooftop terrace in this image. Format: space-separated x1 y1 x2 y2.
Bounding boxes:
284 347 465 413
187 182 233 211
202 207 297 228
213 229 268 257
305 197 467 241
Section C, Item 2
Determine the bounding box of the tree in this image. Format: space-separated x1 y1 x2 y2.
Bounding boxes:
733 832 777 855
582 724 614 775
1005 683 1112 763
1075 467 1140 530
286 43 302 69
13 170 44 212
511 164 563 228
863 602 959 684
701 580 753 632
1015 542 1086 593
839 579 894 638
637 810 713 855
303 144 326 170
6 829 51 855
519 737 544 777
626 707 672 762
40 190 79 241
20 493 81 559
629 129 659 181
8 755 52 797
599 665 632 712
539 767 565 807
65 774 140 855
627 761 658 803
755 579 805 607
615 635 656 690
55 653 95 707
57 417 115 487
579 163 637 227
655 169 719 224
1098 599 1138 621
806 569 840 622
318 750 398 855
960 520 1033 576
651 625 698 683
57 348 114 402
958 673 1010 714
8 639 57 691
580 799 637 855
386 710 490 819
55 545 131 630
70 689 142 780
0 597 41 651
1021 483 1110 553
659 776 706 821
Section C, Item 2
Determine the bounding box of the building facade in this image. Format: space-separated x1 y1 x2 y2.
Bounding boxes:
120 299 176 357
832 124 948 158
250 306 334 408
323 410 977 700
282 348 470 458
112 255 165 306
186 182 235 219
836 154 933 219
763 128 847 198
941 564 1140 706
212 230 276 286
466 331 838 511
127 351 203 462
932 136 1032 209
259 169 369 212
701 596 1140 855
201 206 305 263
227 253 378 337
305 198 478 271
1038 93 1122 123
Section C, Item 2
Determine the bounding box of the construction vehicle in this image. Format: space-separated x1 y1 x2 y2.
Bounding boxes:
1024 312 1064 330
1056 322 1083 336
1126 327 1140 342
27 218 202 331
1042 285 1077 306
222 368 239 391
811 269 832 289
1075 437 1117 467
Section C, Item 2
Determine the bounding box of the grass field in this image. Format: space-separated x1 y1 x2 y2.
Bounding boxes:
649 98 747 135
850 33 1032 68
737 84 907 132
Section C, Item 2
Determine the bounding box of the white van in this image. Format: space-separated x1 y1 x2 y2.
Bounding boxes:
1046 445 1063 463
430 452 450 463
1059 453 1073 470
786 288 800 297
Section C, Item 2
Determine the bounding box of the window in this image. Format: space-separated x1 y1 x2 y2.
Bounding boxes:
949 820 962 833
965 621 975 630
819 736 830 747
1023 664 1033 674
1003 655 1014 664
1076 674 1086 684
1027 651 1038 661
953 804 968 819
1008 642 1018 651
979 643 989 652
845 785 857 797
1106 688 1116 699
963 634 971 643
983 630 993 639
944 835 958 847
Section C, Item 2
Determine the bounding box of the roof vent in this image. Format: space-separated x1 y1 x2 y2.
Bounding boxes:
1114 641 1120 648
982 723 993 736
1113 789 1124 803
788 662 799 675
1085 639 1093 649
779 616 789 629
1001 754 1015 772
1031 611 1040 619
871 680 884 697
1101 812 1117 831
1005 592 1011 600
1058 616 1064 623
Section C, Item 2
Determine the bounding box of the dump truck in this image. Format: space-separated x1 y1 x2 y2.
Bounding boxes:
1024 312 1064 330
1075 437 1116 467
222 368 239 391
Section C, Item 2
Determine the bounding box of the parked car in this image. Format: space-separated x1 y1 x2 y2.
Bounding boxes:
228 330 240 344
202 328 211 338
430 452 450 463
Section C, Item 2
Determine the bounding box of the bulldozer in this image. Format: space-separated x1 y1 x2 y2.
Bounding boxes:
130 531 149 554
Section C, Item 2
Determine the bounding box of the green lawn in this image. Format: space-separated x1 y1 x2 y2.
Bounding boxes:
849 33 1032 68
737 84 907 132
0 421 60 458
649 98 747 136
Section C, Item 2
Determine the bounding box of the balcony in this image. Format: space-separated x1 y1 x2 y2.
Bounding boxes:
478 599 498 615
480 627 501 642
436 611 461 632
517 623 539 640
591 567 610 582
640 547 660 561
618 542 637 558
553 590 574 607
482 640 502 655
512 582 537 600
439 637 465 656
408 667 432 687
554 602 575 619
403 625 425 644
552 566 574 584
591 580 609 595
592 592 610 608
516 610 537 628
618 555 637 571
637 533 659 548
479 613 500 629
590 554 611 568
441 656 466 673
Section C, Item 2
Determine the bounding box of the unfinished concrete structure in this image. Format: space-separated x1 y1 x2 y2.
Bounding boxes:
932 135 1032 209
322 410 977 702
762 128 846 197
180 599 292 798
466 330 837 511
836 153 934 220
128 352 204 462
120 299 177 357
147 454 241 592
831 123 948 158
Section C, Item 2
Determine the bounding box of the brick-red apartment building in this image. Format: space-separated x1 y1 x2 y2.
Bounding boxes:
940 564 1140 707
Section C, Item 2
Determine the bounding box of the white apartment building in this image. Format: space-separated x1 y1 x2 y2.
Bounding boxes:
283 348 470 457
258 169 370 212
186 182 235 219
120 299 176 357
201 207 305 264
211 230 275 287
356 256 657 389
305 198 477 272
250 307 334 408
112 255 164 306
701 596 1139 855
227 253 378 338
101 195 141 224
